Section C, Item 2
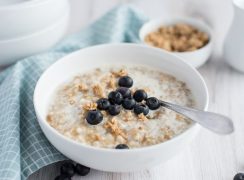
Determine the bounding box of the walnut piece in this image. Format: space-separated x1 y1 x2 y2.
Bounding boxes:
83 102 97 111
138 113 148 121
92 84 104 97
86 133 101 142
78 83 88 92
108 76 116 89
104 118 127 139
112 69 128 77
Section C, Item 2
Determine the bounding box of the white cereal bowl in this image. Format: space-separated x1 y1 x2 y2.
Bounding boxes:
0 0 69 40
0 12 69 66
139 18 213 68
34 43 209 172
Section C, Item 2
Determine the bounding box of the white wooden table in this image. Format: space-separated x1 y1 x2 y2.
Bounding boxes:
29 0 244 179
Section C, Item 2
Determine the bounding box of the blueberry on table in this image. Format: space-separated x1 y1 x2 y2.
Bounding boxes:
86 110 103 125
146 97 160 110
75 164 90 176
234 173 244 180
115 144 129 149
133 89 147 102
134 103 149 115
60 162 75 177
108 91 123 105
118 76 133 88
54 175 71 180
116 87 131 98
122 98 136 110
97 98 110 110
108 104 121 116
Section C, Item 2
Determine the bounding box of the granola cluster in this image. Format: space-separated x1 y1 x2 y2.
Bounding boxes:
144 23 209 52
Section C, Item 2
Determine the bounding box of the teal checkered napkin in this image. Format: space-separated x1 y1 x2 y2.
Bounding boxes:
0 5 147 180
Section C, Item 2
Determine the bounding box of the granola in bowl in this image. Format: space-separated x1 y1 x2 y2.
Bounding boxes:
144 23 209 52
47 65 195 149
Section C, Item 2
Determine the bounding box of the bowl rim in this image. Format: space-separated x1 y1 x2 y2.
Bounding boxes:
139 16 213 54
0 10 69 43
33 43 209 153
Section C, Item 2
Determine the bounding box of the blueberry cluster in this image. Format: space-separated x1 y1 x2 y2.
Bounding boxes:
55 162 90 180
85 76 161 149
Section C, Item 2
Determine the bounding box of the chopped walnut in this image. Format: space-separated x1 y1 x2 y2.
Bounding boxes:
86 133 101 142
83 102 97 111
77 83 88 92
142 135 156 144
71 127 79 137
128 128 138 137
92 84 104 97
143 87 151 93
138 113 148 121
148 110 163 119
116 135 126 144
112 69 128 77
160 126 175 140
67 93 74 98
104 118 127 139
176 114 184 121
108 76 116 89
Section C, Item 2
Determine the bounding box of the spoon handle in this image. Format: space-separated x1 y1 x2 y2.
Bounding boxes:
160 100 234 134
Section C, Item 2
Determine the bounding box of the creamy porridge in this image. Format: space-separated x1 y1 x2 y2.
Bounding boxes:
47 65 195 149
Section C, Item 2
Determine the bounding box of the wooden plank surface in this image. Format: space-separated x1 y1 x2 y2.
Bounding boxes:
29 0 244 179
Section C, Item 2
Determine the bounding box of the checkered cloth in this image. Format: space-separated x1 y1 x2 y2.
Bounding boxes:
0 5 147 180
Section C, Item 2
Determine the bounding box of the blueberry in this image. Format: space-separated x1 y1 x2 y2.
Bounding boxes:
116 87 131 98
75 164 90 176
234 173 244 180
55 175 71 180
108 104 121 116
108 91 123 105
122 98 136 110
60 162 75 177
115 144 129 149
96 98 110 110
133 89 147 102
146 97 160 110
134 103 149 115
86 110 103 125
118 76 133 88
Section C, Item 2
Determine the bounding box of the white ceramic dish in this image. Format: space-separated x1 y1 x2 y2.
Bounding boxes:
34 43 209 172
0 0 69 40
0 12 69 66
139 18 213 68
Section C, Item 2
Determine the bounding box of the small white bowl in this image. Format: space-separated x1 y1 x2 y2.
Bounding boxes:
0 0 69 40
0 12 69 66
34 44 209 172
139 18 213 68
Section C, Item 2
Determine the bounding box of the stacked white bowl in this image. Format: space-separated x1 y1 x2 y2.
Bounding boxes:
0 0 70 66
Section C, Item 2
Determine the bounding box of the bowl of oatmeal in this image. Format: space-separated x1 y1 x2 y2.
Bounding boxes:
139 17 213 68
34 43 208 172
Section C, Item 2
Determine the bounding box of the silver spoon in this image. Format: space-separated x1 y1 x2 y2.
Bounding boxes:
159 100 234 134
